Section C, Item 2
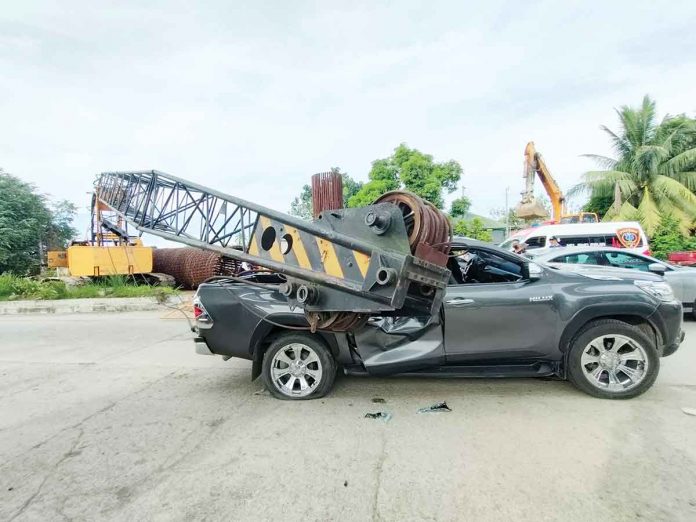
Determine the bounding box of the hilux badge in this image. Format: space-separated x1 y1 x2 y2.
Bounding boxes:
529 296 553 302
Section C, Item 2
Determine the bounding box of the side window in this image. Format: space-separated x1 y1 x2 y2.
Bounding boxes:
553 253 601 265
603 252 651 271
588 236 608 247
558 235 589 247
524 236 546 249
499 238 517 250
447 248 523 285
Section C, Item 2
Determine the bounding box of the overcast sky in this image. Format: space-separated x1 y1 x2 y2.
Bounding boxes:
2 1 696 241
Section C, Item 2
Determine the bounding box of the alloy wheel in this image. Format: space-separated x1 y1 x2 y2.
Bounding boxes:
580 334 648 392
270 342 323 398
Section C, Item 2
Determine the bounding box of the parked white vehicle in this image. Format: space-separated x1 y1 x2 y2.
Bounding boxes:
500 221 650 255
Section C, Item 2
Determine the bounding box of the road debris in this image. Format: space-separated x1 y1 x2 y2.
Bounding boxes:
364 412 392 422
682 407 696 416
371 397 386 403
417 401 452 414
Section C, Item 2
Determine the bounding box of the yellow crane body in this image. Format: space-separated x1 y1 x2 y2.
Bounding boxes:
47 190 155 278
56 244 153 277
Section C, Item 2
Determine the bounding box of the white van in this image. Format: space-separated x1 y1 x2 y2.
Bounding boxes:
500 221 650 255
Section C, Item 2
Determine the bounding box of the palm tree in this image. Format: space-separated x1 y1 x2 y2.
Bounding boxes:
572 96 696 235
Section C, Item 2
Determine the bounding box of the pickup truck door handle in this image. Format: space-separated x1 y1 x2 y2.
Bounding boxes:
446 297 475 306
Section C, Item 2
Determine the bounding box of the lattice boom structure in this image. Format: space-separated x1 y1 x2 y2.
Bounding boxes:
96 170 450 317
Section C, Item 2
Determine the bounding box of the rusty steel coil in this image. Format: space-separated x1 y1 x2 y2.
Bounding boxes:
153 247 244 289
373 191 452 256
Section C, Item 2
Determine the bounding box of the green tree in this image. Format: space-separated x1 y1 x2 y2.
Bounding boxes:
449 196 471 218
289 169 363 220
341 173 364 207
649 215 696 260
348 144 462 208
489 207 523 230
289 184 312 220
571 96 696 235
0 170 77 274
582 192 614 217
452 217 493 242
46 200 78 250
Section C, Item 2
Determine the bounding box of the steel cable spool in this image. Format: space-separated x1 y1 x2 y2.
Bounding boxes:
373 191 452 256
305 311 368 333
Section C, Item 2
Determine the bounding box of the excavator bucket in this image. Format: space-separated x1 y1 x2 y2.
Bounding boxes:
515 198 548 220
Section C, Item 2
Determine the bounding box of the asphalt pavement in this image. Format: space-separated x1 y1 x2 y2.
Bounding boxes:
1 311 695 521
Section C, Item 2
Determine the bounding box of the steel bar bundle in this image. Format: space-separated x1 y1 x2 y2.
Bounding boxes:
153 247 242 289
311 171 344 218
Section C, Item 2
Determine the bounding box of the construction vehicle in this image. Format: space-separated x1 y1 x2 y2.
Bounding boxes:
515 141 598 224
47 192 172 285
93 170 452 331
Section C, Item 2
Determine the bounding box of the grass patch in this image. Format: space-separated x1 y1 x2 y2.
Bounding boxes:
0 273 178 302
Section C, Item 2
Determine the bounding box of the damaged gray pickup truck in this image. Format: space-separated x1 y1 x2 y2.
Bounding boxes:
192 239 684 400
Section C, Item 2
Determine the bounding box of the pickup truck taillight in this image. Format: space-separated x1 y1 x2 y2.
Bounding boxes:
192 296 213 329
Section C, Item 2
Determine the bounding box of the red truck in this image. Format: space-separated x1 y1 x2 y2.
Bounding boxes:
668 251 696 266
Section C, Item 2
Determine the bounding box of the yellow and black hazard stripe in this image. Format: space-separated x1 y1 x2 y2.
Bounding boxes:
248 215 371 284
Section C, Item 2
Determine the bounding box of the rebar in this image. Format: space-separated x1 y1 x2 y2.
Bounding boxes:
153 247 244 289
311 171 343 218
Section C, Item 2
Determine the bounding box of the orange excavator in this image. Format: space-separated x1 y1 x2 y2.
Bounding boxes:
515 141 598 224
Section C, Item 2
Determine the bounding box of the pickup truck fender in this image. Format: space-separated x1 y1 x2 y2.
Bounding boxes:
249 313 354 381
557 301 662 377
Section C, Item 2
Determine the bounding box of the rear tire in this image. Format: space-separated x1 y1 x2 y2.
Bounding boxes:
261 333 337 400
567 319 659 399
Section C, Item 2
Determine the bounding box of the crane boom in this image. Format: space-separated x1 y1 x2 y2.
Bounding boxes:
95 170 450 317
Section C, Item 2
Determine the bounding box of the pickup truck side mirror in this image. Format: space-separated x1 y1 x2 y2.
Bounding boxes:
648 262 666 275
527 262 544 281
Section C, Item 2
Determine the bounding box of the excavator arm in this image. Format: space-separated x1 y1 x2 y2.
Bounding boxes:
515 141 565 222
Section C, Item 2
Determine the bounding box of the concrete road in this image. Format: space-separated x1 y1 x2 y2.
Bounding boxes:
1 312 695 521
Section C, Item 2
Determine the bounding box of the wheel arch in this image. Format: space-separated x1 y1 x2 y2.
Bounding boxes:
249 316 344 381
558 309 661 377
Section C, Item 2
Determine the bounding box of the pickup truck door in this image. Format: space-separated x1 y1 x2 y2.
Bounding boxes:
444 274 559 363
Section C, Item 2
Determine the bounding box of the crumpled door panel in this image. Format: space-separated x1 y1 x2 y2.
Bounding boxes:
353 315 444 375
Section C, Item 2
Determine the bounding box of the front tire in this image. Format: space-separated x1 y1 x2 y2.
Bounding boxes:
567 319 659 399
261 333 337 400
